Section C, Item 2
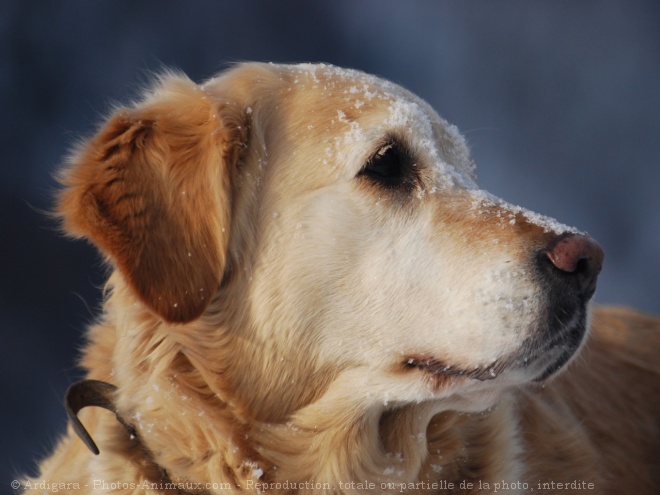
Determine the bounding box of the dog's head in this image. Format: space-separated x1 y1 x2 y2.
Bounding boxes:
58 63 603 420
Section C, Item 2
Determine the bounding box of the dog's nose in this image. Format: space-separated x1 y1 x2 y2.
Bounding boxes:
545 233 604 299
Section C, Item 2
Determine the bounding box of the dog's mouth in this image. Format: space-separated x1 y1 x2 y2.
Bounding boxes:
402 356 502 382
403 307 589 386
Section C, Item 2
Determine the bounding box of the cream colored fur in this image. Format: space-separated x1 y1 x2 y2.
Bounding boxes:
23 63 660 494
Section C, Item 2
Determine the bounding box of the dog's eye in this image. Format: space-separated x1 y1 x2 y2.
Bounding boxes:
358 142 415 190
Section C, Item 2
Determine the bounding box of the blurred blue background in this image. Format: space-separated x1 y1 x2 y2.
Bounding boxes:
2 1 659 487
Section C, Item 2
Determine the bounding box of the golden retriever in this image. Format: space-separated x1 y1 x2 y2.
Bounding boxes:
23 63 660 494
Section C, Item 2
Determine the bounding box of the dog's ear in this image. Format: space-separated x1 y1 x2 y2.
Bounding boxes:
58 74 246 323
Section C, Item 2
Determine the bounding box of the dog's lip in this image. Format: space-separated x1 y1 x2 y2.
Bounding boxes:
532 351 574 382
402 356 500 381
529 339 584 382
529 310 589 382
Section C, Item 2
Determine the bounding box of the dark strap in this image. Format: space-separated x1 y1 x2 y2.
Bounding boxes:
65 379 136 455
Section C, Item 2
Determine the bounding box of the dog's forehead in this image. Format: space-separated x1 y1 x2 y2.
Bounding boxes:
286 63 453 137
285 63 402 100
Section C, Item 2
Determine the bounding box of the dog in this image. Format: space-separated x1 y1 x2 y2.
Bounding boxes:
23 63 660 494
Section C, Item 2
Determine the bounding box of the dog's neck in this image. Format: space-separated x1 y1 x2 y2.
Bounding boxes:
78 380 468 492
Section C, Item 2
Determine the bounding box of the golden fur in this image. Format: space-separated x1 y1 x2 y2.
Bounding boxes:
23 63 660 494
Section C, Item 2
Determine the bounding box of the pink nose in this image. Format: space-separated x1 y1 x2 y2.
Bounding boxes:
545 234 604 298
